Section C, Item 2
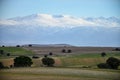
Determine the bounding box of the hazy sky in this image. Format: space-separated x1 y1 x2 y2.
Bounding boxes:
0 0 120 19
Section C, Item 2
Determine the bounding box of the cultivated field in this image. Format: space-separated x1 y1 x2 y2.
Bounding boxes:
23 46 118 55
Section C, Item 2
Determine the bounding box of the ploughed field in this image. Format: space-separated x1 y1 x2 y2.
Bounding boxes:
23 46 118 55
0 46 120 80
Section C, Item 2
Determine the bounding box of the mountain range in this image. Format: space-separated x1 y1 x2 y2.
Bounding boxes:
0 14 120 47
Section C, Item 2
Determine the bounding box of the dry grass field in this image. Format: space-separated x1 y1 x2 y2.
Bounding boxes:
0 67 120 80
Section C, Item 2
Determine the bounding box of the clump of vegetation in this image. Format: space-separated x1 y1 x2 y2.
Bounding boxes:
14 56 33 67
62 49 66 53
32 55 39 59
67 49 72 53
0 62 4 69
61 49 72 53
97 57 120 69
114 48 120 51
0 50 4 55
49 52 53 56
106 57 120 69
28 44 32 47
16 45 21 47
42 55 55 67
101 52 106 57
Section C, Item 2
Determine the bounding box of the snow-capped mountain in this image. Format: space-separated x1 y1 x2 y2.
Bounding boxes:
0 14 120 46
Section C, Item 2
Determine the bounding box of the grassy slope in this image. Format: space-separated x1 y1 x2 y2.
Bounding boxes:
0 47 34 56
60 52 120 67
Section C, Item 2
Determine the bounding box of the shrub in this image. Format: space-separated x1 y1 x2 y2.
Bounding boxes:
0 50 4 55
44 54 48 58
2 45 5 47
14 56 33 67
97 63 109 69
16 45 20 47
7 53 10 56
42 57 55 67
106 57 120 69
115 48 120 51
0 62 4 69
101 52 106 57
67 49 72 53
62 49 66 53
49 52 53 56
97 57 120 69
32 56 39 59
28 44 32 47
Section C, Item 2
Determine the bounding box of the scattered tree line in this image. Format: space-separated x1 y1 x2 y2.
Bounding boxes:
61 49 72 53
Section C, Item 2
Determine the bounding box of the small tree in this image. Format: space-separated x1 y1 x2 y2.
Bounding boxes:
67 49 72 53
0 50 4 55
16 45 20 47
115 48 120 51
14 56 33 67
2 45 5 47
32 55 39 59
28 44 32 47
106 57 120 69
0 62 4 69
62 49 66 53
7 53 10 56
49 52 53 56
44 54 48 58
42 57 55 67
101 52 106 57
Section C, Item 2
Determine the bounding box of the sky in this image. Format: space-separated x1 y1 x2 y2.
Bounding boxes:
0 0 120 19
0 0 120 47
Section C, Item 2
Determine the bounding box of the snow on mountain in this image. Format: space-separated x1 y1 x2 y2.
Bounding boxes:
0 14 120 28
0 14 120 46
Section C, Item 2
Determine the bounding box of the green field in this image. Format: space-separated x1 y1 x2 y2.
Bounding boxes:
0 47 120 80
59 53 120 67
0 47 34 56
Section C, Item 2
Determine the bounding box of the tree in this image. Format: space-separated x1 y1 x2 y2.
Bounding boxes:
44 54 48 58
14 56 33 67
101 52 106 57
42 57 55 67
62 49 66 53
106 57 120 69
0 62 4 69
32 55 39 59
7 53 10 56
2 45 5 47
49 52 53 56
0 50 4 55
115 48 120 51
16 45 20 47
67 49 72 53
28 44 32 47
